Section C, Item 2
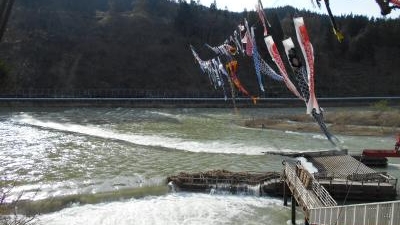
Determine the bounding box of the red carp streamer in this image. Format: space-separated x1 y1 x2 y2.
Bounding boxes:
264 36 303 100
294 17 320 115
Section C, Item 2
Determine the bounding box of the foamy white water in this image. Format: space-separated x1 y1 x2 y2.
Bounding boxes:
13 113 268 155
38 193 292 225
296 157 318 174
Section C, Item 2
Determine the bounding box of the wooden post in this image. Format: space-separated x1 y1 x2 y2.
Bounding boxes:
283 182 288 206
291 196 296 225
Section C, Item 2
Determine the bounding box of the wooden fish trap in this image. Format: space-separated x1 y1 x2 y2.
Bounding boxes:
167 170 283 196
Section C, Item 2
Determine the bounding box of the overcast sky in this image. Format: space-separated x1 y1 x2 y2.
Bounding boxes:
197 0 400 19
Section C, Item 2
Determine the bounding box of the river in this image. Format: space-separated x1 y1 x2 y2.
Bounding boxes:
0 107 399 225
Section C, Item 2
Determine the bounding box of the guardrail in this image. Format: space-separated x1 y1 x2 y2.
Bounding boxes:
309 200 400 225
0 89 400 100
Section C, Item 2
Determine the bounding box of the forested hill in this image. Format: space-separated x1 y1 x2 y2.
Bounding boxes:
0 0 399 97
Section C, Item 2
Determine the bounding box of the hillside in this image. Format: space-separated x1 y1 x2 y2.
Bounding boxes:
0 0 399 97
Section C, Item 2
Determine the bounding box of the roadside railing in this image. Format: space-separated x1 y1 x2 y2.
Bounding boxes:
1 89 400 100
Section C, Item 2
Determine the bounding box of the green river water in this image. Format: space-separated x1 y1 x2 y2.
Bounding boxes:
0 107 399 225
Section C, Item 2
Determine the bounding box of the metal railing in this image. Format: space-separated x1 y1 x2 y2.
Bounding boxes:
0 89 229 98
309 200 400 225
311 180 337 207
284 163 324 210
285 163 337 206
0 89 400 100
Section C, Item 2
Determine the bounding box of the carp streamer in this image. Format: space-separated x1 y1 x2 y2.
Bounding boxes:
254 2 303 100
282 30 339 147
250 26 284 93
264 35 303 100
225 60 250 97
190 45 228 99
256 0 271 36
294 17 319 114
193 41 257 104
189 0 349 147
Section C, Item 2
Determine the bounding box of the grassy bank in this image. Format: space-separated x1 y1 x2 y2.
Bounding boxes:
244 109 400 136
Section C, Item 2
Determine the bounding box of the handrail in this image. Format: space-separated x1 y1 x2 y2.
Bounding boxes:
309 200 400 225
311 180 337 207
284 163 323 210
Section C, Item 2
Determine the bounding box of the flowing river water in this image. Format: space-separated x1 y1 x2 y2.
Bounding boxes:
1 107 399 225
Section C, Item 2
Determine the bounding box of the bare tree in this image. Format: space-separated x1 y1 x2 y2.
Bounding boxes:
1 180 37 225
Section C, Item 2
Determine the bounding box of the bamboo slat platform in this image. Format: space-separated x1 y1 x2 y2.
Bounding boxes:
311 154 379 179
309 154 398 200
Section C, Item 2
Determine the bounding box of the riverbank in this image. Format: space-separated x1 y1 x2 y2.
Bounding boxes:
1 97 399 136
244 109 400 136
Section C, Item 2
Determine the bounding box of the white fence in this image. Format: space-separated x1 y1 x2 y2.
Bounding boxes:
309 200 400 225
284 163 337 209
311 178 337 207
284 163 325 210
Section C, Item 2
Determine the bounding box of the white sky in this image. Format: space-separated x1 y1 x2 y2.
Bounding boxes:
198 0 400 19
